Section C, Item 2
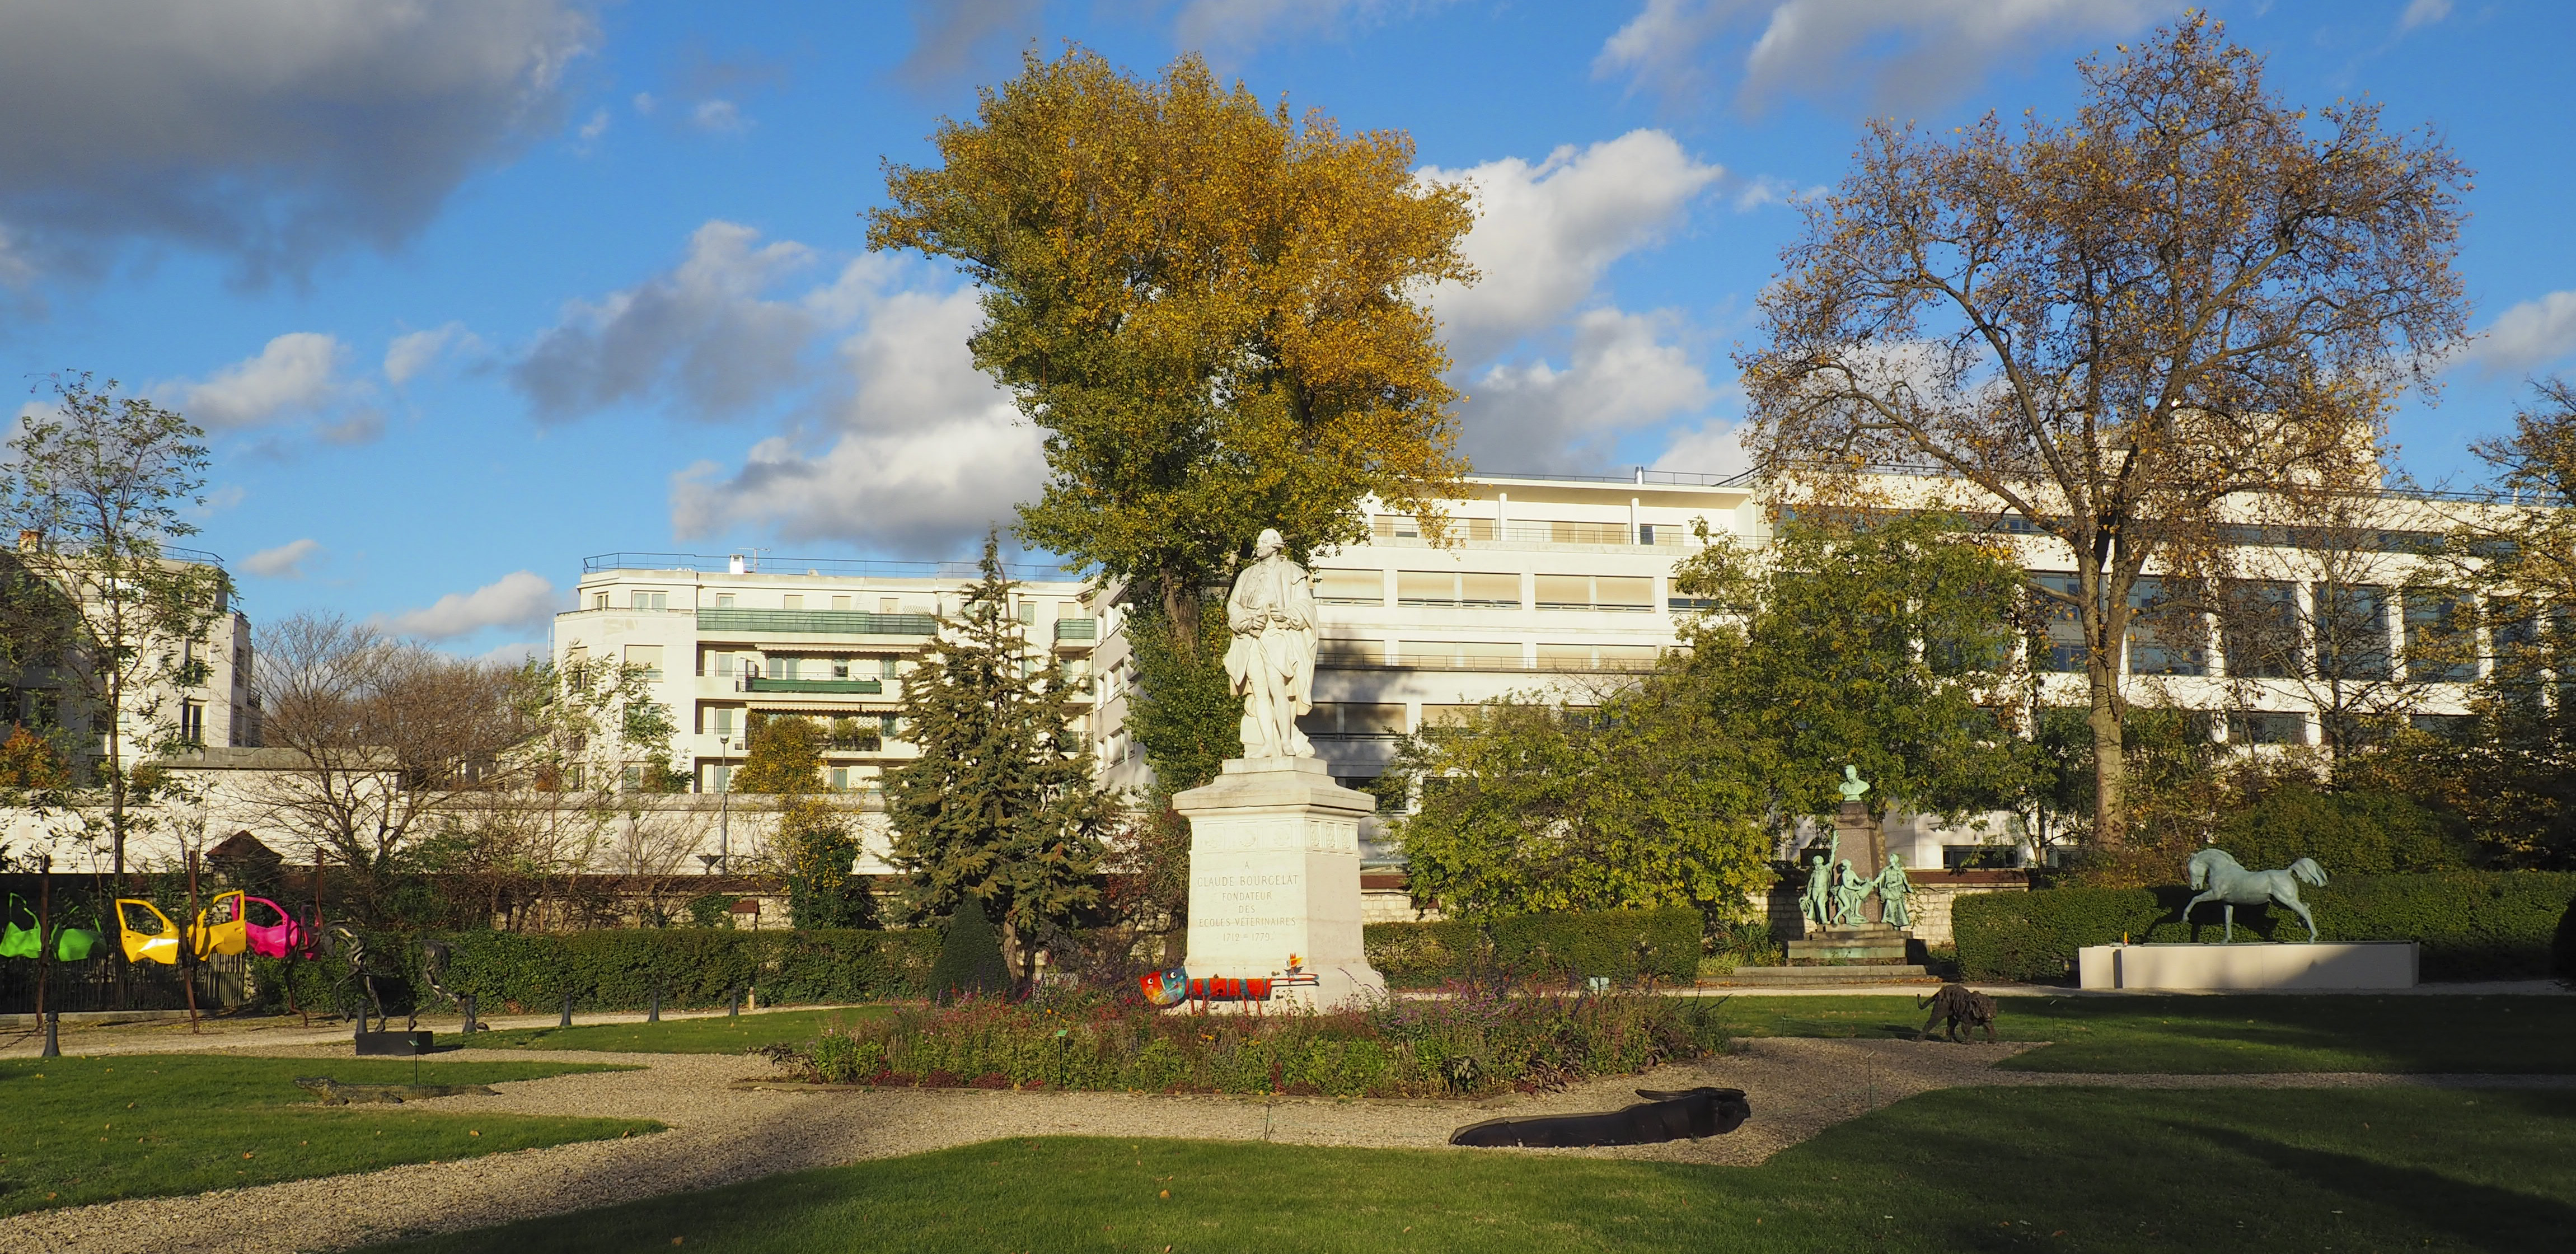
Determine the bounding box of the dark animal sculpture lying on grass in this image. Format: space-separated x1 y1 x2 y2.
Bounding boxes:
1449 1087 1750 1148
295 1077 499 1105
1918 983 1998 1042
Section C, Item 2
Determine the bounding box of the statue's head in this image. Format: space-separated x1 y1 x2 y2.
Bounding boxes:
1842 765 1861 782
1255 527 1284 557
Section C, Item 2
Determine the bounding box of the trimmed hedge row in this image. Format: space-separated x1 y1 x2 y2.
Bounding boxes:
1361 907 1702 989
255 927 943 1016
1953 873 2576 983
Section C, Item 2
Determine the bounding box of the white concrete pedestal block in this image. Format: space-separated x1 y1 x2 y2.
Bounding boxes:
2077 942 2419 991
1175 756 1388 1010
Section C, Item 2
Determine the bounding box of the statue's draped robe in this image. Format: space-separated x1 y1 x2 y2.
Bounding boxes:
1225 552 1319 756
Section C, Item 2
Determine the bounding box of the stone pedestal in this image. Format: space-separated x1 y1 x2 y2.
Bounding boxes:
1833 801 1884 925
1174 756 1388 1010
1787 924 1907 966
2078 942 2419 991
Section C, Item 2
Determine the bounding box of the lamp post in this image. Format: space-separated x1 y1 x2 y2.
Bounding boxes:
714 735 734 874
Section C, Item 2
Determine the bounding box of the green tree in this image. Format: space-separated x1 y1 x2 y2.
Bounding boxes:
869 47 1476 657
731 714 823 796
5 372 231 877
1736 19 2470 845
1123 593 1234 792
1675 513 2036 830
884 534 1113 984
779 796 872 929
924 893 1011 1003
1382 677 1771 923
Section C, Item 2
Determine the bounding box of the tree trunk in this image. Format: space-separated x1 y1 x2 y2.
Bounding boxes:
2086 672 2126 849
1160 567 1201 664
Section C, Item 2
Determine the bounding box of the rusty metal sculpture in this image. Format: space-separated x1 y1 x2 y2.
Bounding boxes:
1449 1087 1751 1148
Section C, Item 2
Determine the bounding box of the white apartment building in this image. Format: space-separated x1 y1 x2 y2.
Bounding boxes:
0 544 256 757
554 552 1100 798
1089 468 2505 872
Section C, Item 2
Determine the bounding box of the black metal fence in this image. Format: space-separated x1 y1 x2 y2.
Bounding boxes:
0 952 246 1016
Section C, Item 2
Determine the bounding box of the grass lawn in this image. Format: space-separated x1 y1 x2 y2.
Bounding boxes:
363 1085 2576 1254
465 1006 891 1054
1704 994 2576 1073
0 1055 658 1217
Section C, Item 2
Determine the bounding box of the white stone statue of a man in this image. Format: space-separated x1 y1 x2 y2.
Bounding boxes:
1224 527 1318 759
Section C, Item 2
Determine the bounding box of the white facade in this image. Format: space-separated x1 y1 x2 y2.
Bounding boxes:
554 552 1100 799
1093 469 2505 872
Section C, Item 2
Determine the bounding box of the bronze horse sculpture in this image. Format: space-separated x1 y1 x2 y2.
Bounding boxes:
2184 849 2327 942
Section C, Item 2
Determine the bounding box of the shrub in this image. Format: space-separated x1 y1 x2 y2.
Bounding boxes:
254 927 942 1015
782 988 1728 1097
1953 872 2576 982
2213 784 2471 874
926 896 1013 1003
1362 907 1701 989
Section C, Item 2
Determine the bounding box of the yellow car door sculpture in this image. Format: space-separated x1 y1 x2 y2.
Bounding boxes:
194 890 247 958
116 899 182 966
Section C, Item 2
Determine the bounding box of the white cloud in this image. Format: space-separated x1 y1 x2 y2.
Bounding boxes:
672 256 1045 556
2461 291 2576 375
1459 307 1716 469
2400 0 2451 32
512 221 819 422
0 0 595 283
691 99 747 133
242 538 323 580
1654 419 1754 479
897 0 1043 86
1595 0 2171 113
385 322 481 385
1420 130 1722 364
179 333 346 431
476 639 546 666
374 570 560 640
1173 1 1435 58
632 91 657 115
576 107 610 144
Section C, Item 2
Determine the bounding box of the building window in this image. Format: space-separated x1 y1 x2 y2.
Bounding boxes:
2219 580 2302 679
2029 573 2090 673
630 591 668 610
2315 582 2392 681
2227 711 2307 746
769 656 792 680
179 701 205 746
829 766 849 791
831 595 851 611
2403 587 2477 683
832 659 851 679
715 593 736 608
2126 577 2206 676
709 707 736 737
592 593 608 610
880 657 900 678
624 644 664 681
783 595 803 610
705 763 732 793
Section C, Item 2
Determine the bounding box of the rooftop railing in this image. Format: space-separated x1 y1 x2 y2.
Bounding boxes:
587 551 1072 581
698 609 938 636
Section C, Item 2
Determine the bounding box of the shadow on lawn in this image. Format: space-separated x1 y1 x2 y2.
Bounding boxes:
2183 1122 2576 1248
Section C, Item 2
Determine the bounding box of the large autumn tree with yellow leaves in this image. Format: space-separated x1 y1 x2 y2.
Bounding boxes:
1739 19 2469 846
869 48 1476 660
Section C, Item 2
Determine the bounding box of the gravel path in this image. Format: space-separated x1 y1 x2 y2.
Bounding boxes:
7 1037 2572 1254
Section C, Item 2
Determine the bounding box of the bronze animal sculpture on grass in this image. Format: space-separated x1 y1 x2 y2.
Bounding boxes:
1449 1087 1750 1148
1917 983 1998 1042
295 1077 499 1105
2184 849 2327 942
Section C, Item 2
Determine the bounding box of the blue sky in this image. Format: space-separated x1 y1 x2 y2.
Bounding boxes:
1 0 2568 659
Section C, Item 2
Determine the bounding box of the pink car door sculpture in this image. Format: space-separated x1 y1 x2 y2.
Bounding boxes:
242 896 309 959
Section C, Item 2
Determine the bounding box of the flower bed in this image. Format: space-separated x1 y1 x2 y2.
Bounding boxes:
786 990 1728 1098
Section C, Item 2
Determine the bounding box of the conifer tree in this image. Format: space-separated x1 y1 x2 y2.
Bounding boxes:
886 532 1113 984
925 893 1011 1003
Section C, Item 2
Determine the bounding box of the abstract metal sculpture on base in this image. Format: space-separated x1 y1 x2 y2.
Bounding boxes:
1449 1087 1751 1148
1917 983 1998 1042
2184 849 2328 942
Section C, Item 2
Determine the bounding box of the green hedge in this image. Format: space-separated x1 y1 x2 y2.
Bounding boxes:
1361 907 1701 989
1954 873 2576 983
254 928 943 1016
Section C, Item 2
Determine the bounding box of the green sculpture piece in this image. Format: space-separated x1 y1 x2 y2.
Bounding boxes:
1799 851 1834 932
1874 854 1915 929
1829 860 1872 928
1836 765 1870 803
2184 848 2328 942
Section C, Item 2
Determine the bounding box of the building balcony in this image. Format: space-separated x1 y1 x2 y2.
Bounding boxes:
1054 617 1098 643
697 609 937 636
736 676 884 694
